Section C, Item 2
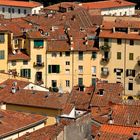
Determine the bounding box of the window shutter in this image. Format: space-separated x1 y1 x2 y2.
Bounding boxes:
114 68 116 73
48 65 51 73
56 65 60 73
20 69 23 77
28 69 31 78
126 70 129 77
132 70 135 77
121 69 123 73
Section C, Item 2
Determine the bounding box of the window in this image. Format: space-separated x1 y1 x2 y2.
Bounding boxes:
34 10 36 14
37 55 42 63
66 80 70 87
114 68 123 76
20 69 31 79
52 80 57 87
36 72 42 81
91 66 96 74
18 9 20 14
79 51 83 60
126 69 135 77
0 50 4 59
65 51 70 56
11 60 16 66
24 9 26 15
130 40 134 46
104 38 109 45
14 39 18 45
104 51 109 59
78 78 83 86
129 53 134 60
117 52 121 60
52 52 57 57
60 52 62 57
92 52 97 59
2 7 5 13
117 39 122 45
8 8 11 13
34 40 44 48
79 66 83 73
23 60 28 65
0 33 5 43
65 69 70 74
66 61 70 65
48 65 60 73
128 83 133 90
12 8 14 13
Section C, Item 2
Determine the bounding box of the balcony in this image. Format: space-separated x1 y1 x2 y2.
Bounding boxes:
101 58 110 64
100 44 111 51
101 67 109 76
33 62 44 68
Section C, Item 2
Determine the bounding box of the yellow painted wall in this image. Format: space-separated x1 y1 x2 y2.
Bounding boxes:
0 32 8 72
6 104 61 125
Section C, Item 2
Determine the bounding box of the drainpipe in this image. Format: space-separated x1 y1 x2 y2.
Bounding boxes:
124 39 126 95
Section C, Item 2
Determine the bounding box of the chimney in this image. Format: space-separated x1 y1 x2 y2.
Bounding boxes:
51 26 55 32
108 115 114 124
11 86 16 94
133 132 138 140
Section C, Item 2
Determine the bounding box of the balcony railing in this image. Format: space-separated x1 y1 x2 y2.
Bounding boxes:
100 44 111 51
33 62 44 68
101 68 109 76
101 58 110 63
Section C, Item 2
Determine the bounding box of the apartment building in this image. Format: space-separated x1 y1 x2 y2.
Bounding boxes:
0 26 9 73
79 0 136 16
0 0 43 19
0 7 140 95
99 18 140 96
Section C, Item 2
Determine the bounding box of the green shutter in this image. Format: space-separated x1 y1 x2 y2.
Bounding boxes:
56 65 60 73
34 40 44 48
28 69 31 79
48 65 51 73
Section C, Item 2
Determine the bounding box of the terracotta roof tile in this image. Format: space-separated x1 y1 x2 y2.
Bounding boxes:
17 122 67 140
92 104 140 127
81 0 136 10
0 1 42 8
0 79 68 110
95 124 140 140
0 109 46 139
91 83 123 107
8 52 30 61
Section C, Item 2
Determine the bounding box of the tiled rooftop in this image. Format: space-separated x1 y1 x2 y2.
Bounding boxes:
0 109 46 139
0 0 42 8
17 123 65 140
95 124 140 140
92 104 140 127
80 0 136 10
0 79 68 110
91 83 123 107
100 19 140 40
8 51 30 61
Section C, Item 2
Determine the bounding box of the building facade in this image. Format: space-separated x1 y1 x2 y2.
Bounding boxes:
0 1 43 19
